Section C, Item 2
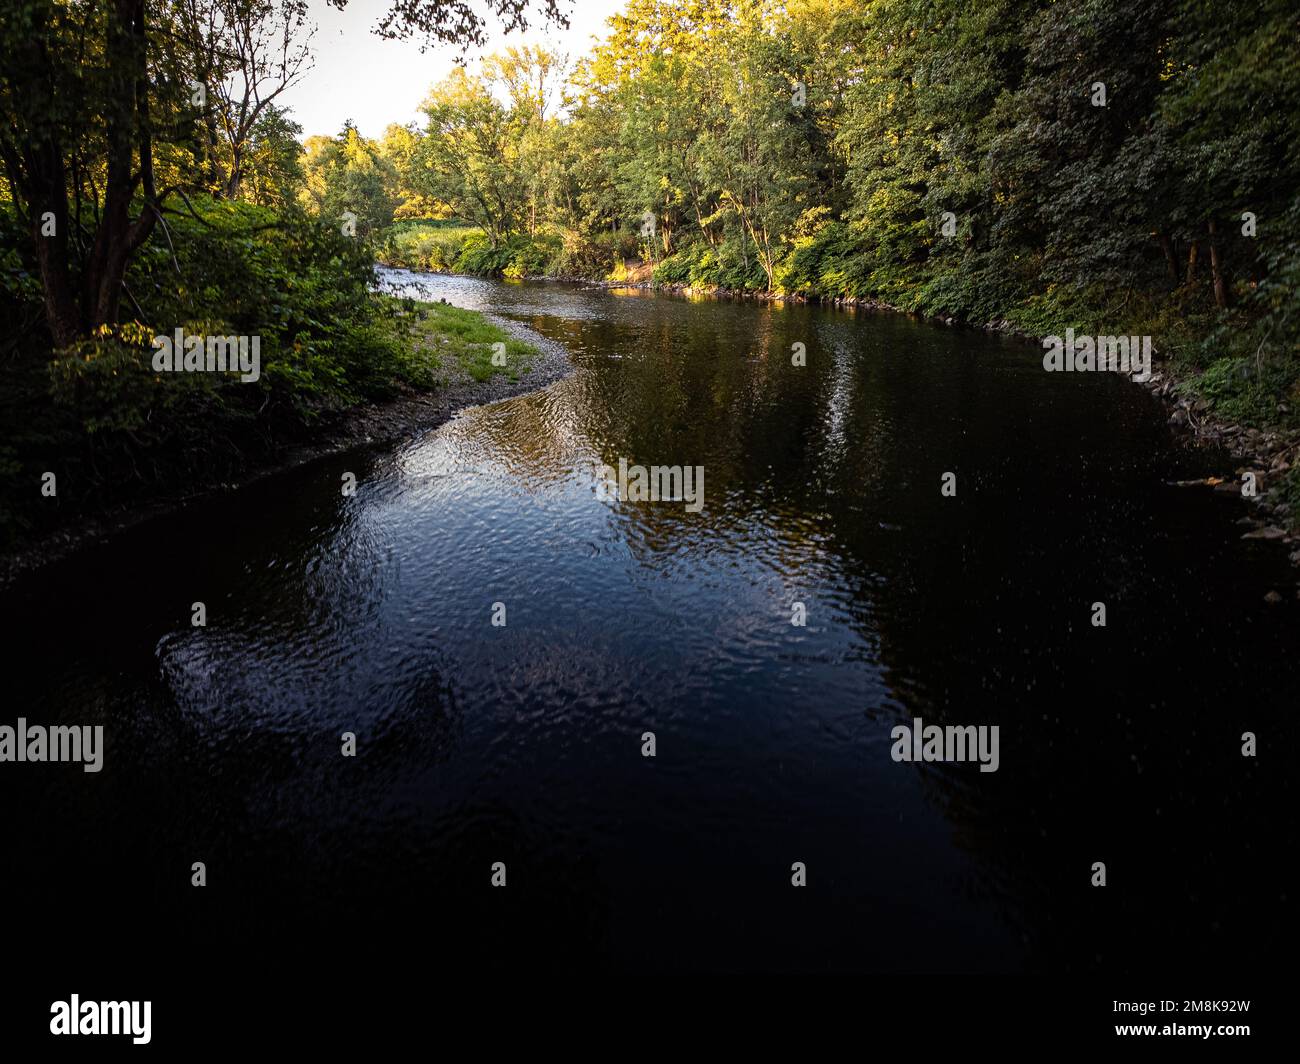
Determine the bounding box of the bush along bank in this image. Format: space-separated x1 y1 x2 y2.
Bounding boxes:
0 201 547 580
377 219 641 283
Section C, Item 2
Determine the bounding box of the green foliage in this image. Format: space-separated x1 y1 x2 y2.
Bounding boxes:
241 106 307 211
417 66 520 242
50 324 221 436
381 221 561 278
409 301 537 382
654 239 771 291
127 200 415 405
0 202 41 313
1171 193 1300 424
776 223 874 299
549 229 639 279
1180 356 1300 429
0 199 434 540
300 123 399 237
381 220 481 271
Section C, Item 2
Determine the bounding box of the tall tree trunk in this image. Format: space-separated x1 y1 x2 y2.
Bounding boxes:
27 143 82 347
1185 241 1199 285
202 95 223 193
83 0 160 331
1207 218 1230 308
6 9 83 346
84 1 136 328
1158 232 1178 285
224 155 243 200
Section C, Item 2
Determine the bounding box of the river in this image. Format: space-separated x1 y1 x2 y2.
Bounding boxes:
2 268 1294 974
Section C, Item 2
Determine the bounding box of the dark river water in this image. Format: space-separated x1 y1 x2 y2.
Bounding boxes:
2 269 1295 976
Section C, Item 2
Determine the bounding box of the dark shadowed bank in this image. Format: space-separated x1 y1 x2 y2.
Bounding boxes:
0 310 571 588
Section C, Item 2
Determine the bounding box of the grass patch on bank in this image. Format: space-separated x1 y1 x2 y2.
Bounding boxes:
1176 355 1300 429
394 298 537 383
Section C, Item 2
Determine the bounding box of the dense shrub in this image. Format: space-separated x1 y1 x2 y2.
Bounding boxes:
654 239 771 291
549 229 639 279
382 219 479 272
0 199 427 541
381 220 564 280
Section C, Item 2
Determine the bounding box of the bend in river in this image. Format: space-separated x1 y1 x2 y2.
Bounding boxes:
4 268 1295 972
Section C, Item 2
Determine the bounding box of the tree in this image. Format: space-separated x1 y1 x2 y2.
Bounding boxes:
483 46 567 235
378 123 443 219
416 67 529 244
300 122 398 236
209 0 314 200
0 0 183 346
0 0 570 348
240 104 304 209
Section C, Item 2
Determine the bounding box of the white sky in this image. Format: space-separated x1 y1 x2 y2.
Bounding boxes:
278 0 628 141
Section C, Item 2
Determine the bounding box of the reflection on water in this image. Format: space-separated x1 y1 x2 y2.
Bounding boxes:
1 268 1295 973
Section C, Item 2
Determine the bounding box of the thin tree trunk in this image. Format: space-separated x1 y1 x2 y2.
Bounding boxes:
1185 241 1199 285
224 154 243 199
1207 218 1229 308
1158 232 1178 285
27 144 82 346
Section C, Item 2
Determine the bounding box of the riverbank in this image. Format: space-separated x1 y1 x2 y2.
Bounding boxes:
0 311 572 589
12 266 1295 597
